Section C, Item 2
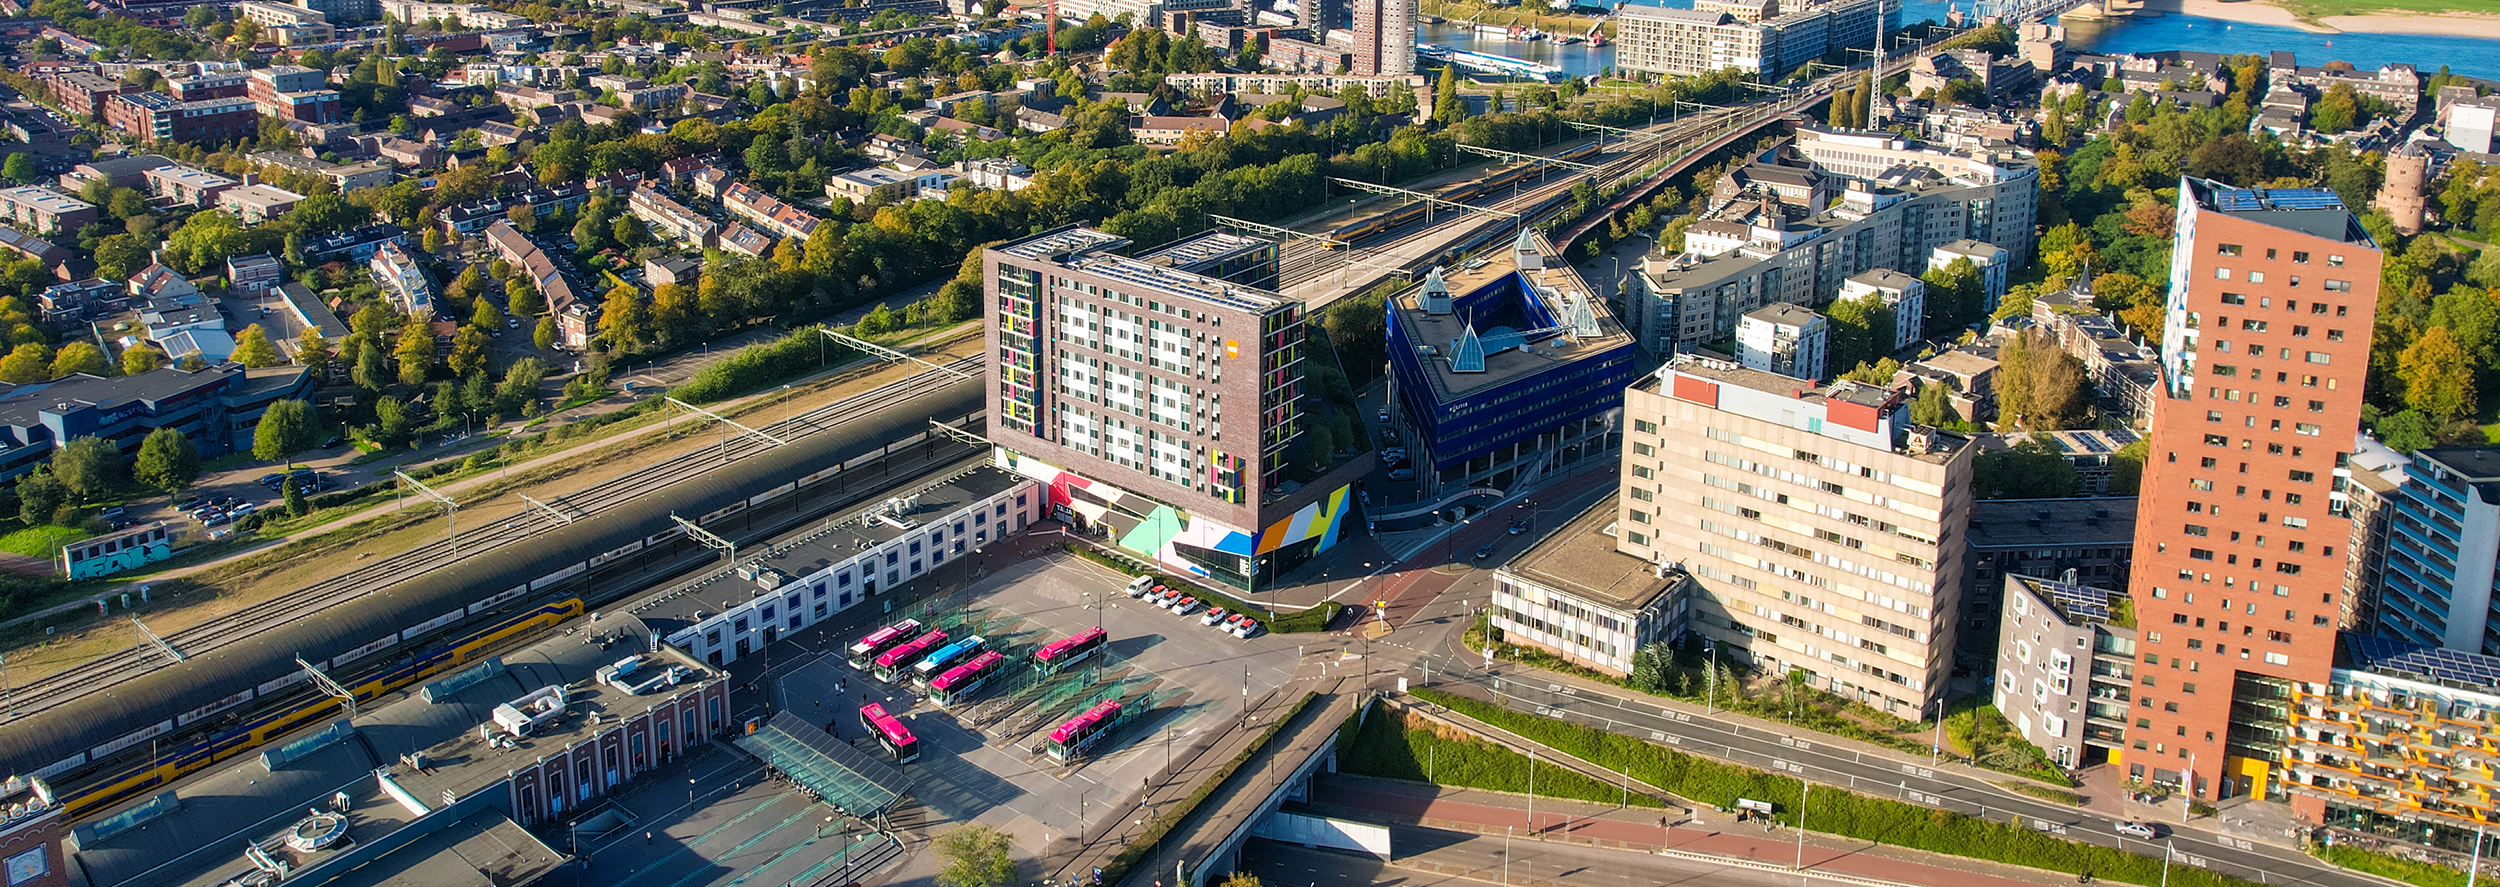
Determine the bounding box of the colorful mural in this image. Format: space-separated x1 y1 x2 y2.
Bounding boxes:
995 451 1352 582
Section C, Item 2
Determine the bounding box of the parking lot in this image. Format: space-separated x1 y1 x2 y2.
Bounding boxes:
773 550 1314 873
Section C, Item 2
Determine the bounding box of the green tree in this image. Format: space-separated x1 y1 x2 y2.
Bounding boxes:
2 153 36 185
2108 437 2148 496
1921 258 1985 333
534 316 557 350
52 436 122 500
231 324 284 368
394 318 435 386
283 475 309 517
448 326 489 377
507 277 545 319
1972 435 2081 499
1433 65 1465 127
1910 381 1958 427
933 824 1017 887
471 294 504 330
855 303 897 336
134 427 201 496
121 344 168 375
1825 293 1894 380
0 342 50 383
2310 83 2360 133
354 344 391 391
2398 326 2476 424
495 357 547 416
297 328 333 380
16 467 65 526
252 399 319 467
48 342 109 378
2374 409 2437 453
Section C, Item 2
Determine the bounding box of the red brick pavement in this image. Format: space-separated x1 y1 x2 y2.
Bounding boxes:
1311 781 2078 887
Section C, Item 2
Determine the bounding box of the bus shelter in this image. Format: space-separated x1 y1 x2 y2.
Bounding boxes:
735 711 912 817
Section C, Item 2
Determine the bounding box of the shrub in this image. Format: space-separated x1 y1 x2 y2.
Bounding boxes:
670 325 857 404
1340 701 1664 807
2313 844 2489 887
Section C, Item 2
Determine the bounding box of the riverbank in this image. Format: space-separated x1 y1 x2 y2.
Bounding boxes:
2132 0 2500 38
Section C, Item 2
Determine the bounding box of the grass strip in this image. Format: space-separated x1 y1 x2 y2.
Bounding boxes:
1103 692 1317 884
1340 700 1664 807
1412 687 2268 887
2311 843 2491 887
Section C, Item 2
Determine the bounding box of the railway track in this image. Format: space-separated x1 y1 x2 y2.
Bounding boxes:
0 354 988 725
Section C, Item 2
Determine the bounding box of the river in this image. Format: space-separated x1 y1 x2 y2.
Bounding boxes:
1418 0 2500 81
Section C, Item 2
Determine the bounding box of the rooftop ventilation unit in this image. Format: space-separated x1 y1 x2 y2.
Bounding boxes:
1513 228 1544 270
1562 291 1601 339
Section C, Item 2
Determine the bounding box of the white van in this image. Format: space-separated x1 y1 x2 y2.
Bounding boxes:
1125 575 1156 598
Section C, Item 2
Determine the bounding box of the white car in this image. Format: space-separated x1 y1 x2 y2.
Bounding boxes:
1201 607 1228 626
1173 597 1201 617
2115 821 2159 840
1125 575 1156 598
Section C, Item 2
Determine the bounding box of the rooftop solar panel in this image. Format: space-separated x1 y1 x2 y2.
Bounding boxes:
2029 576 2113 623
2346 634 2500 688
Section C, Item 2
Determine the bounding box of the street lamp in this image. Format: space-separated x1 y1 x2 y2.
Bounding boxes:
2183 752 2196 823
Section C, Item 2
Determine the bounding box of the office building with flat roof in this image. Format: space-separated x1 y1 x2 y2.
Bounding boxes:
1491 494 1693 677
1385 231 1634 491
985 227 1358 590
2125 178 2381 811
1617 353 1974 717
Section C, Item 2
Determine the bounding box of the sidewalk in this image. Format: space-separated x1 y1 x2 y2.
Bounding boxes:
1307 776 2090 887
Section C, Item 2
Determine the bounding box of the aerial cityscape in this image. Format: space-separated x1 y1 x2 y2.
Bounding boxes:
0 0 2490 885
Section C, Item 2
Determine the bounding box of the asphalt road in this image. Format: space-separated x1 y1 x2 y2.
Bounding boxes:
1406 664 2366 887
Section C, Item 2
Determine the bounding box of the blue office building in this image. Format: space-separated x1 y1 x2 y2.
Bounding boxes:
2375 446 2500 656
1385 231 1636 492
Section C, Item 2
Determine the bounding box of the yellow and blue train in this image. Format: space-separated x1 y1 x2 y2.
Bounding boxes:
51 598 583 820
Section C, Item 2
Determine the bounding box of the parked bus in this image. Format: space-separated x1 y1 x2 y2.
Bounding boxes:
846 619 924 671
860 703 919 763
1034 627 1108 677
928 651 1007 708
1046 699 1123 762
874 630 948 683
911 635 989 686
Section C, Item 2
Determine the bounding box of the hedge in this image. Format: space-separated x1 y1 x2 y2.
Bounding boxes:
1340 700 1664 808
1411 688 2270 887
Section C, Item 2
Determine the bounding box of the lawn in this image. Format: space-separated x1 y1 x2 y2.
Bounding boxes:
1339 700 1665 808
0 525 89 558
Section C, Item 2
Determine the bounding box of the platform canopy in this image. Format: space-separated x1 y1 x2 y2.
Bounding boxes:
734 711 911 817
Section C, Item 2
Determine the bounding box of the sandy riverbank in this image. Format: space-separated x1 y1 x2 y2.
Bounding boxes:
2131 0 2500 38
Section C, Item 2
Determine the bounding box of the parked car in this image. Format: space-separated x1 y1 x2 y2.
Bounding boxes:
257 473 286 488
1387 468 1413 481
1173 597 1200 617
1377 408 1389 423
2115 821 2160 840
1508 520 1526 535
1230 614 1261 638
1126 575 1156 597
320 435 347 449
175 496 205 512
1201 607 1228 627
1380 447 1407 461
1156 588 1182 609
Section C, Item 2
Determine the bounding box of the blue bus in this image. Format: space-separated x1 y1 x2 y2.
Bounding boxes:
911 635 989 687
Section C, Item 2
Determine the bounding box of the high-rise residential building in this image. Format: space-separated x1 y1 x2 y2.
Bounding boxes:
1735 303 1827 381
1615 0 1895 79
1618 354 1974 718
2124 178 2381 809
1994 574 2138 770
984 227 1360 591
2281 635 2500 848
1351 0 1415 76
2372 447 2500 656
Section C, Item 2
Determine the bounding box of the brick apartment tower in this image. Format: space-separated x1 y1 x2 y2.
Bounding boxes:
2127 177 2380 813
1352 0 1416 76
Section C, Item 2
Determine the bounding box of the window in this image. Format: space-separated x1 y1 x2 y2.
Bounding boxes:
1633 443 1654 456
2217 244 2243 256
2293 251 2309 264
2264 652 2290 666
2220 293 2246 305
2292 326 2308 338
2182 683 2197 695
2215 268 2232 280
1633 420 1658 433
2249 272 2265 284
2305 352 2331 364
2322 279 2350 292
2289 469 2315 483
2203 434 2229 446
2206 411 2224 423
2327 329 2344 341
2295 423 2321 436
2184 524 2209 536
2328 255 2344 267
2189 548 2215 561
